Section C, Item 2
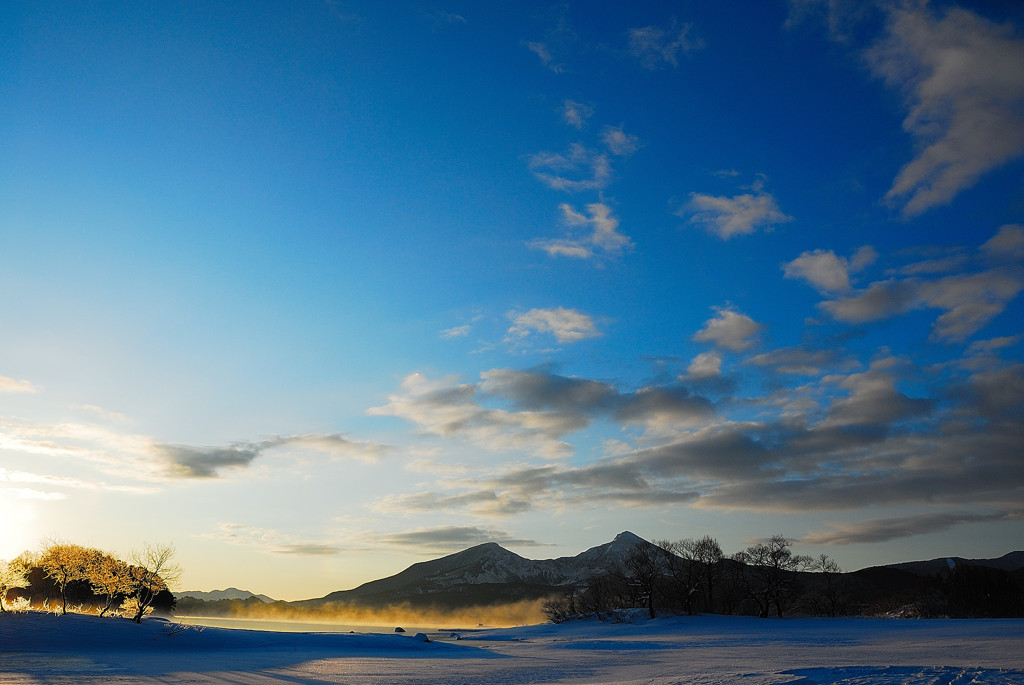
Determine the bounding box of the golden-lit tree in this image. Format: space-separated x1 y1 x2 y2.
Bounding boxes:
0 557 30 612
39 542 93 615
87 552 132 617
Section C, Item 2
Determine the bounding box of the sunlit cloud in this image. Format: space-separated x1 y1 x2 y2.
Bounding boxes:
374 459 702 519
749 346 847 377
1 487 65 501
76 404 132 422
374 490 533 518
367 372 583 459
0 416 386 482
681 180 792 239
276 543 343 556
366 308 1023 543
0 418 169 480
377 526 543 553
0 467 157 495
155 433 387 479
0 376 39 394
783 246 877 293
684 352 723 379
693 307 762 352
787 228 1024 343
260 434 387 463
821 268 1023 343
867 5 1024 216
370 367 718 464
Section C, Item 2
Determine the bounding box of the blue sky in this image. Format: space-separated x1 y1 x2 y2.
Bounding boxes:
2 0 1023 600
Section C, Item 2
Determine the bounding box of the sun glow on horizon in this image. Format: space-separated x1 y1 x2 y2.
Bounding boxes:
0 495 39 559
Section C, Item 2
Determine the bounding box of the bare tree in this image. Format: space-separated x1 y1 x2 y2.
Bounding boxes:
620 543 667 619
656 539 702 615
125 542 180 623
813 554 844 617
694 536 724 613
735 535 812 618
581 572 628 621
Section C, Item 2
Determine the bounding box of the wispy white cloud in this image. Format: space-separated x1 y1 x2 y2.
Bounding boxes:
528 144 611 192
867 5 1024 216
427 9 466 26
530 203 632 260
628 21 703 69
440 324 471 339
76 404 132 423
526 41 564 73
562 99 593 129
681 180 792 239
506 307 601 344
600 126 641 156
203 523 342 556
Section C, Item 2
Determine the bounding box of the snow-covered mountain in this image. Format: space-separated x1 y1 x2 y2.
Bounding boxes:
298 531 654 609
176 587 275 603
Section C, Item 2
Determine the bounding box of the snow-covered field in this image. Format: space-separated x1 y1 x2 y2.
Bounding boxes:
1 611 1022 684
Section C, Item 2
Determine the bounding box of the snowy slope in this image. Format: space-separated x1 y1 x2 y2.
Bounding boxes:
2 610 1023 684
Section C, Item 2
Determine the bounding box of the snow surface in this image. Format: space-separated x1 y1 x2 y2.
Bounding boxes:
1 611 1022 684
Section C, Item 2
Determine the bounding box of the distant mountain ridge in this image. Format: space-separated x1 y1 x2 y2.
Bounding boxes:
176 587 274 603
177 536 1024 614
880 551 1024 577
295 531 653 609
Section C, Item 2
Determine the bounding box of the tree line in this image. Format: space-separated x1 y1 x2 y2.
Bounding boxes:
0 541 179 623
542 534 1024 622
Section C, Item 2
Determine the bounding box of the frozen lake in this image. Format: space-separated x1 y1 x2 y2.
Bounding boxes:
178 614 481 638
